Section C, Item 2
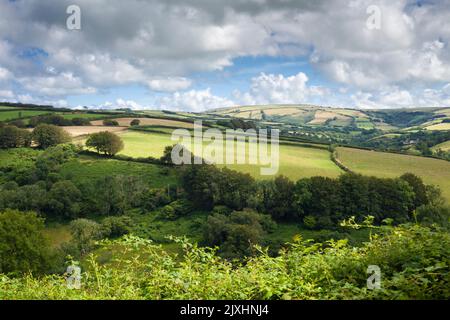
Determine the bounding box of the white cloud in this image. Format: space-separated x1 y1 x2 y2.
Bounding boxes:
18 72 97 96
351 84 450 109
234 72 328 105
0 90 14 99
7 93 69 108
96 99 144 110
157 88 234 112
147 77 192 92
1 0 450 109
0 66 12 81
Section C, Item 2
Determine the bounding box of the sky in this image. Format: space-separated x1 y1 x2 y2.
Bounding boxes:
1 0 450 111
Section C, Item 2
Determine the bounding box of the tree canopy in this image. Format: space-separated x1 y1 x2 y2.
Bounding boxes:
86 131 124 155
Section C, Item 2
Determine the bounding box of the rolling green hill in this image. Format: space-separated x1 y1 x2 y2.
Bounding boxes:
210 105 450 131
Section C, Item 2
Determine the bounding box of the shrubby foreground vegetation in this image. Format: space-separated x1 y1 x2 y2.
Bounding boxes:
0 224 448 300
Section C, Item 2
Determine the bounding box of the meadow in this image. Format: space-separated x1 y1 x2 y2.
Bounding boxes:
59 156 177 188
58 113 111 120
336 147 450 201
425 123 450 131
432 140 450 151
116 131 343 180
0 106 19 110
0 110 53 121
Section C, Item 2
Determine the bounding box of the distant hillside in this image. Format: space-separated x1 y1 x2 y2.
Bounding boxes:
207 105 450 131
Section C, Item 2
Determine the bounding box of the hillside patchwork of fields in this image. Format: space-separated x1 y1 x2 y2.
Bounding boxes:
211 105 450 131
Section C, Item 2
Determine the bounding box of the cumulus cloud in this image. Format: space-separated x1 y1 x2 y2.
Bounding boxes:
234 72 328 105
18 72 97 96
95 99 144 110
0 66 12 81
157 88 234 112
0 90 14 99
147 77 192 92
1 0 450 109
352 84 450 109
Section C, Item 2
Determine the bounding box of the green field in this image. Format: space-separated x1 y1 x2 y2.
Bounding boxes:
432 140 450 151
118 131 175 158
0 106 19 110
0 110 53 121
336 147 450 202
60 156 177 188
117 131 342 180
58 113 111 120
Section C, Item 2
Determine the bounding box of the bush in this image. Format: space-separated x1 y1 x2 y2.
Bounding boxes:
203 209 274 259
8 119 26 128
170 199 193 217
35 144 78 179
142 188 171 211
101 216 133 238
103 119 119 126
303 215 317 229
0 225 448 299
130 119 140 126
47 180 82 219
69 219 104 256
159 205 176 220
0 209 56 275
71 118 91 126
415 203 450 227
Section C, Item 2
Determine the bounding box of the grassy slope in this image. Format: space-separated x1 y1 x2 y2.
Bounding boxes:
336 147 450 202
58 113 111 120
117 131 343 180
432 140 450 151
59 155 177 188
0 110 53 121
118 131 175 158
425 123 450 131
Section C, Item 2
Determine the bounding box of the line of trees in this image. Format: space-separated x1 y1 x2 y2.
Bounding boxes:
0 123 71 149
180 164 448 229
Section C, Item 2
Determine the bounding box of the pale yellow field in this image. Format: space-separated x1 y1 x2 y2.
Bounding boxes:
61 126 127 137
432 140 450 152
425 123 450 131
91 118 194 128
308 110 350 125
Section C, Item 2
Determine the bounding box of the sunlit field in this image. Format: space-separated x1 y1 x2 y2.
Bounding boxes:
336 147 450 202
117 131 342 180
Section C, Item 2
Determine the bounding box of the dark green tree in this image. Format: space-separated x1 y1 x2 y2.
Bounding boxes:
86 131 124 155
32 124 71 149
0 209 55 274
